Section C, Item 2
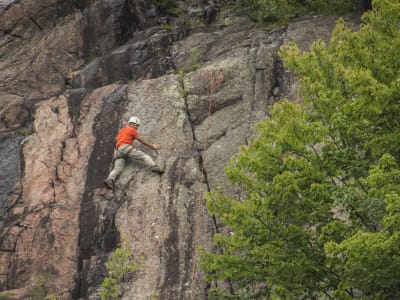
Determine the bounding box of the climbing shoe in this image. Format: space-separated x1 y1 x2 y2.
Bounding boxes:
103 178 114 189
151 165 164 174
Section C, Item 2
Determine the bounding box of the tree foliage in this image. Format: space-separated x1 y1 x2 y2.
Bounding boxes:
201 0 400 298
152 0 184 16
238 0 361 25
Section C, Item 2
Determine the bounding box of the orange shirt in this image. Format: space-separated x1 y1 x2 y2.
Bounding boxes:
115 126 139 148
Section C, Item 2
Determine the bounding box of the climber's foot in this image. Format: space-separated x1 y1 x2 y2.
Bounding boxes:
151 165 164 175
103 178 114 189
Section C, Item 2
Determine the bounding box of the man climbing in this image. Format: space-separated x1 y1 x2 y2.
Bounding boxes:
103 116 164 189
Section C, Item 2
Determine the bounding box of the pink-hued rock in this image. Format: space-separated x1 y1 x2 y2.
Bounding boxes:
0 85 122 298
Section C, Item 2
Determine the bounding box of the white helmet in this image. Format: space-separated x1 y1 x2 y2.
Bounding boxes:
128 116 140 125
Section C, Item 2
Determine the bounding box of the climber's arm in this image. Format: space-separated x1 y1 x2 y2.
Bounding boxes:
136 136 161 150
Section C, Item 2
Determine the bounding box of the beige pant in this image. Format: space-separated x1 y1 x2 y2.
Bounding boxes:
107 144 155 181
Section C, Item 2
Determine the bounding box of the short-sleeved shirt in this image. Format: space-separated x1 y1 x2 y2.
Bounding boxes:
115 126 139 149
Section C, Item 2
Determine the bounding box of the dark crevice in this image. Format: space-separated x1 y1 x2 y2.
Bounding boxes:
179 75 210 189
59 140 66 165
75 85 128 299
0 29 24 38
66 88 89 138
29 17 43 31
51 180 56 204
115 0 140 45
72 0 89 11
0 249 15 253
357 0 372 11
14 222 27 229
178 71 234 297
270 54 285 104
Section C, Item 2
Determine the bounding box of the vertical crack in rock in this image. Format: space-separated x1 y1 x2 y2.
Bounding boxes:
72 0 90 12
177 71 226 297
29 17 43 31
178 74 210 189
76 85 127 299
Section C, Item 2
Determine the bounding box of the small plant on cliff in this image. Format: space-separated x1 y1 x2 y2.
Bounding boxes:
149 290 159 299
177 69 189 98
28 272 56 300
189 48 202 72
100 239 141 300
18 126 34 136
160 22 174 31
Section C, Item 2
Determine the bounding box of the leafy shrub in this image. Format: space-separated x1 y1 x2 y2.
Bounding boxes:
18 126 34 136
189 48 202 72
100 240 140 300
28 273 56 300
152 0 183 16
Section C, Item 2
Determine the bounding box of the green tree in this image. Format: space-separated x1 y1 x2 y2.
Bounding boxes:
201 0 400 298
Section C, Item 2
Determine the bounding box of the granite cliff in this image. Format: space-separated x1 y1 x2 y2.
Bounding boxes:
0 0 359 299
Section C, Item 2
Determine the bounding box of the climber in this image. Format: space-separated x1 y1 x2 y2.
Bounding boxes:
103 116 164 189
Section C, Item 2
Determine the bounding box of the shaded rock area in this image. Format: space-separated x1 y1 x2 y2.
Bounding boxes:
0 0 360 299
0 131 23 218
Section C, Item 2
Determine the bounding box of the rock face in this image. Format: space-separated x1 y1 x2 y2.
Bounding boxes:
0 0 355 299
